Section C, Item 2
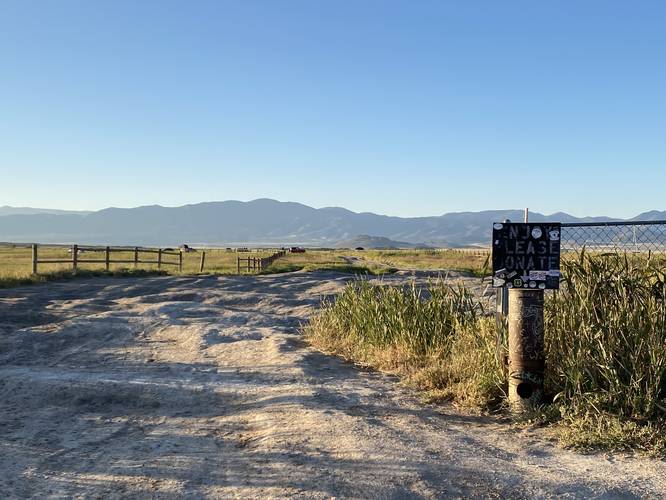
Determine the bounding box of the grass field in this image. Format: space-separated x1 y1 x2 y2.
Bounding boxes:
0 244 491 288
360 248 490 276
0 245 276 287
262 249 395 275
262 248 490 276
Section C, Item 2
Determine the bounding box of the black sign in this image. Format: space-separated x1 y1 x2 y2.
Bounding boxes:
492 222 561 290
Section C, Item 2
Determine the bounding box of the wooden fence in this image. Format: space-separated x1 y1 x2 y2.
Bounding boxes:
30 244 182 274
442 248 491 257
237 250 286 273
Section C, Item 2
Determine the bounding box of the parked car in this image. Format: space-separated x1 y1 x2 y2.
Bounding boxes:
289 247 306 253
355 247 365 251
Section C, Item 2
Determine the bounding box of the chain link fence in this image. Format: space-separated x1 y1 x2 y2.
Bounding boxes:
561 220 666 254
494 220 666 355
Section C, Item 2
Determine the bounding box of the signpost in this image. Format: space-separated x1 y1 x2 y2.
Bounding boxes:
492 221 561 412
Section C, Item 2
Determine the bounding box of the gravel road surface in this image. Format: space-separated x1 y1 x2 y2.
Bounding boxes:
1 272 665 498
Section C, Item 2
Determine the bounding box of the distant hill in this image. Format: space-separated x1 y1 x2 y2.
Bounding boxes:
335 235 430 249
0 199 661 247
0 206 91 217
631 210 666 221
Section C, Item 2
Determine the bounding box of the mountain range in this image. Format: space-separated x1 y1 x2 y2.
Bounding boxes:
0 206 93 217
0 199 663 247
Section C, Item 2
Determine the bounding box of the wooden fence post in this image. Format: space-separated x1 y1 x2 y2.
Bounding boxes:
179 251 183 272
199 251 206 273
105 246 110 271
237 256 240 274
157 248 162 269
31 244 38 274
134 247 139 268
72 244 78 273
247 258 250 272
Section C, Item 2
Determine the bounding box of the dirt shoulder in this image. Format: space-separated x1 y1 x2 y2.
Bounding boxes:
1 272 664 498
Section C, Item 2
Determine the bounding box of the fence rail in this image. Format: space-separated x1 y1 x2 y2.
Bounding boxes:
30 244 182 274
237 250 287 273
445 248 491 257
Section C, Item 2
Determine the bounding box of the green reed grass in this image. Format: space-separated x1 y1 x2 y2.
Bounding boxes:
306 252 666 454
543 252 666 453
305 279 505 408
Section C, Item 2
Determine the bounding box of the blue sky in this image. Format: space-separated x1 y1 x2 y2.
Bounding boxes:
1 1 664 218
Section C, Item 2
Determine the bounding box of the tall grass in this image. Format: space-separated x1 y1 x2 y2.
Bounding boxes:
305 279 505 408
305 253 666 453
544 253 666 453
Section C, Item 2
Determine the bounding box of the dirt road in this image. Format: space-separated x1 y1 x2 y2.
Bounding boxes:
1 272 665 498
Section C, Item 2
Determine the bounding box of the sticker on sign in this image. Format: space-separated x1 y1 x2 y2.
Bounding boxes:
529 270 548 281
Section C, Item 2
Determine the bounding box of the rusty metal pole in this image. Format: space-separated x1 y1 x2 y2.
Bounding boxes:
507 207 545 412
507 288 545 411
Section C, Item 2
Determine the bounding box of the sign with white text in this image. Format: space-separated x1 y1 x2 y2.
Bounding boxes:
491 222 561 290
